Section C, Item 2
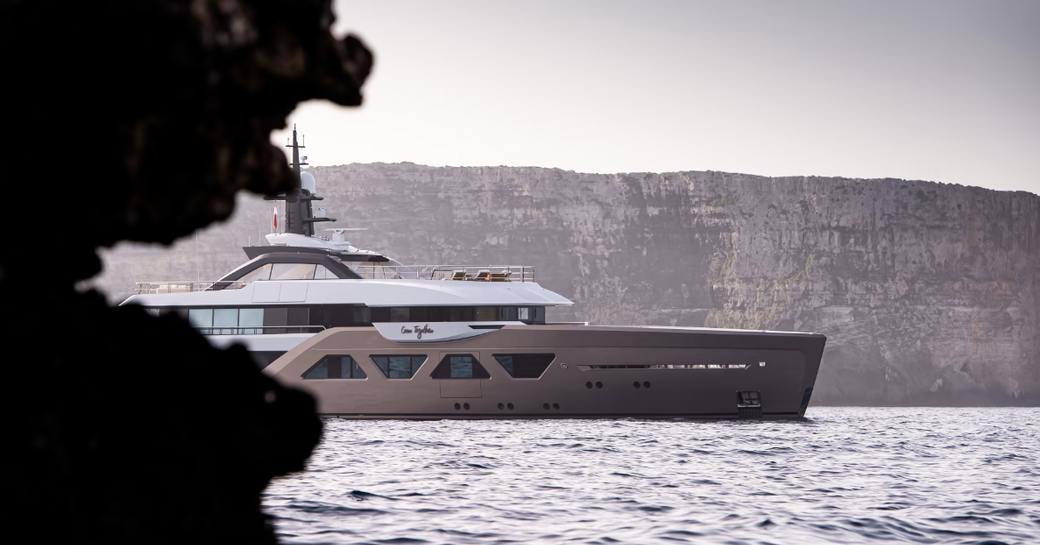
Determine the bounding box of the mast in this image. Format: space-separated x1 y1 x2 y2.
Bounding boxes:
266 125 335 236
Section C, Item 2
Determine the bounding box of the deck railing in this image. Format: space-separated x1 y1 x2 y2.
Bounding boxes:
134 265 536 294
135 280 246 294
350 265 535 282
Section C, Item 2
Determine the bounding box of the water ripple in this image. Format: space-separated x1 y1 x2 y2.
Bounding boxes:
265 407 1040 544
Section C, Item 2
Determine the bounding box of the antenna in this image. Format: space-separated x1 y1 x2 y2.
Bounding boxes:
263 126 334 236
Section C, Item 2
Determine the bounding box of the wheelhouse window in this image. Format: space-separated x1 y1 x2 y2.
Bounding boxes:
238 263 272 283
431 354 490 379
270 263 317 280
494 353 555 379
303 355 367 379
371 355 426 379
313 265 337 279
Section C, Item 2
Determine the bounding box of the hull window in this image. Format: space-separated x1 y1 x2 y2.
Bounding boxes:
371 355 426 379
494 354 556 379
578 363 750 370
303 355 367 379
432 354 490 379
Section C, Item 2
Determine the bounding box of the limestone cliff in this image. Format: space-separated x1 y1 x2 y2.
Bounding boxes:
96 163 1040 405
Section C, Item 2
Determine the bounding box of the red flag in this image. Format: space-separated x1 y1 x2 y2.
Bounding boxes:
272 206 279 232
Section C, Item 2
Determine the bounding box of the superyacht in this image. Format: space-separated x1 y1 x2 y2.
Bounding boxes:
122 128 825 418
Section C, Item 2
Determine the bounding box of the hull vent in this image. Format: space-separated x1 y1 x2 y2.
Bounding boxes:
736 390 762 419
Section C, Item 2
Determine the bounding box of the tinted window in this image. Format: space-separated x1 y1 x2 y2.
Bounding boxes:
263 306 287 334
432 354 490 379
494 353 555 378
287 307 310 328
498 306 518 321
371 355 426 379
475 307 496 321
313 265 335 280
303 355 367 379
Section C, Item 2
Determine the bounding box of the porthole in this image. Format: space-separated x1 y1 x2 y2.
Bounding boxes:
454 402 461 410
585 381 593 389
463 402 470 410
542 402 550 410
643 381 651 388
507 402 514 410
497 402 504 410
595 381 604 389
633 381 641 389
552 403 560 410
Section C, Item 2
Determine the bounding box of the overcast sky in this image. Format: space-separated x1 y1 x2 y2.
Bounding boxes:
275 0 1040 194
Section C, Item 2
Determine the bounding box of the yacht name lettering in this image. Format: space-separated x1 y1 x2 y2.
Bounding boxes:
400 324 435 339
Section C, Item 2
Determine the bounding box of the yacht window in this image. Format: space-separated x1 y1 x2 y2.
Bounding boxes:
263 306 288 334
238 264 272 283
370 355 426 379
447 307 474 322
188 308 213 330
313 265 337 280
213 308 238 335
270 263 317 280
390 307 409 322
303 355 367 379
287 307 311 331
409 307 430 322
432 354 490 379
353 307 371 324
494 353 555 379
475 307 496 321
239 308 264 334
517 306 545 323
498 306 518 321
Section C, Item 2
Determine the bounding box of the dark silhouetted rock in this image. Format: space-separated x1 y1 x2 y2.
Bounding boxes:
1 1 370 543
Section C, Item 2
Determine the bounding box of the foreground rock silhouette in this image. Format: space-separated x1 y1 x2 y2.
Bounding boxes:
1 1 371 542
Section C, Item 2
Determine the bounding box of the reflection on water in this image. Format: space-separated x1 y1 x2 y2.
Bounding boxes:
265 408 1040 544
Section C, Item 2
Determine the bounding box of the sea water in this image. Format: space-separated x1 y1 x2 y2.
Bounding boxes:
264 407 1040 544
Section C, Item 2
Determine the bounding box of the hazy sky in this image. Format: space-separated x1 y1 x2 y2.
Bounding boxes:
276 0 1040 194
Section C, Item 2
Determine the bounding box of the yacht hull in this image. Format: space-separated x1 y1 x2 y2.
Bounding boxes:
264 325 825 419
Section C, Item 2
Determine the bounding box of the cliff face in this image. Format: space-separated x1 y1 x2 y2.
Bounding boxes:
96 163 1040 405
